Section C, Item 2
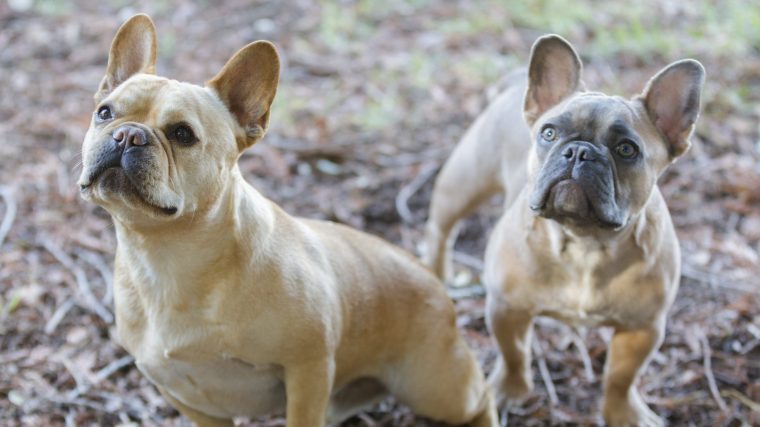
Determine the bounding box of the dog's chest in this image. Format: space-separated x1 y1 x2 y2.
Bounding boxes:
538 242 614 326
132 325 285 419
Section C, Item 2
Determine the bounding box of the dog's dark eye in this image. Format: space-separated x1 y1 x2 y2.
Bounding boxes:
172 124 196 146
541 126 558 142
96 105 113 122
615 141 639 159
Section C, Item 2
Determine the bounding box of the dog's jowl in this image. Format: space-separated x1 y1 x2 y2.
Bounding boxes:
79 14 498 427
425 35 704 426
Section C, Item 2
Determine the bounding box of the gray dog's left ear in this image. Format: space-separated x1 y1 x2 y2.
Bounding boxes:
524 34 584 126
640 59 705 158
208 41 280 151
96 14 158 103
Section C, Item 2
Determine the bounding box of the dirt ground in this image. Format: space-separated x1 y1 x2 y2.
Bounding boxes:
1 0 758 426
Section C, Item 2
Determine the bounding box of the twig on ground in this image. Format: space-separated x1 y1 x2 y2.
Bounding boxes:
499 409 509 427
94 355 134 383
78 249 114 305
681 264 754 293
395 162 440 224
65 409 76 427
571 327 596 382
61 356 90 400
0 349 29 364
721 388 760 412
41 239 114 324
67 355 136 400
699 330 728 413
357 413 378 427
447 283 486 300
44 298 76 334
532 338 559 406
453 250 485 271
0 186 18 248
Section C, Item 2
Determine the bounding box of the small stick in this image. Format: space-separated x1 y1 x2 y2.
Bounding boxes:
453 250 485 271
681 264 754 293
44 298 76 334
699 331 728 412
395 162 440 224
532 338 559 406
67 355 136 400
41 239 113 324
571 327 596 382
94 355 134 383
721 388 760 412
78 249 114 305
446 283 486 300
0 186 17 248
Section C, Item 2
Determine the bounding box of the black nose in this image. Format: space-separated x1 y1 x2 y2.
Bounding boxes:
562 142 597 163
113 125 148 149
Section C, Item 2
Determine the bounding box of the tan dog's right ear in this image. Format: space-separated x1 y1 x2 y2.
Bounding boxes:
523 34 583 126
96 14 157 103
207 41 280 151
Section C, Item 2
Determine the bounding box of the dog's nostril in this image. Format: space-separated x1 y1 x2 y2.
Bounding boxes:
578 148 594 162
114 126 148 148
130 131 147 146
563 147 574 159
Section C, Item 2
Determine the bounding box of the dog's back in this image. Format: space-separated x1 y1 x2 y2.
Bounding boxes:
424 69 532 281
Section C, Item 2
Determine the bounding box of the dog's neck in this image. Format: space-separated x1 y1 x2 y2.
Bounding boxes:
112 169 276 297
536 188 667 262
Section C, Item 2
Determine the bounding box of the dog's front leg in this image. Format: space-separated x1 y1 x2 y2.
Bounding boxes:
602 323 665 427
486 296 534 407
284 358 335 427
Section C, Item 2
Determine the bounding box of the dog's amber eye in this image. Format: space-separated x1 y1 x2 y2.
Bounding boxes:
541 126 557 142
615 141 639 159
172 124 196 146
96 105 113 122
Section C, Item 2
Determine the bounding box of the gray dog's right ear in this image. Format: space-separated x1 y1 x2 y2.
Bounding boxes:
96 14 157 103
523 35 583 126
639 59 705 159
207 41 280 151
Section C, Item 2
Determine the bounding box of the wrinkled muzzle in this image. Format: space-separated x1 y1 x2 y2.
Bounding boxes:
79 123 181 216
530 141 626 228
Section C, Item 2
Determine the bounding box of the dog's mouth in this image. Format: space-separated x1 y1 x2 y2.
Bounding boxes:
81 166 178 216
530 179 624 229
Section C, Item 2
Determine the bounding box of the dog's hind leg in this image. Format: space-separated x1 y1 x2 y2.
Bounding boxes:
388 334 498 427
424 121 503 283
326 377 388 425
157 386 234 427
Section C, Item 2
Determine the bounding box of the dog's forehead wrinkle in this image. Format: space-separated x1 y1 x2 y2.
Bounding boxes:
558 97 636 139
152 82 204 122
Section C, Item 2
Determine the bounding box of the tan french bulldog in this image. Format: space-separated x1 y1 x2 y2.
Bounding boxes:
78 14 498 427
424 35 704 426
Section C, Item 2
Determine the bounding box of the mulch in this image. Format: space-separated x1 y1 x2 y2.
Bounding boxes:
0 1 757 426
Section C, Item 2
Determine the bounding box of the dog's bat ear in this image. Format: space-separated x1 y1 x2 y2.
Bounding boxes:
207 41 280 151
96 14 157 103
524 34 583 127
639 59 705 159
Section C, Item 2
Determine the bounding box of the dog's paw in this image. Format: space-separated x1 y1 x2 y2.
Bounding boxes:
488 363 533 409
603 392 664 427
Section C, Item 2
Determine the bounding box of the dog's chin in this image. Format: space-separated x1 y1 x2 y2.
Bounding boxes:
530 180 624 230
81 168 179 217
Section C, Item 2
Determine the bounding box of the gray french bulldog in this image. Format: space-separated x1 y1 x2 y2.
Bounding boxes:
424 34 704 426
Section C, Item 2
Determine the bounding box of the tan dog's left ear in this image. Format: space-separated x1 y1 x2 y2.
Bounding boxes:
639 59 705 159
96 14 158 103
208 41 280 150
